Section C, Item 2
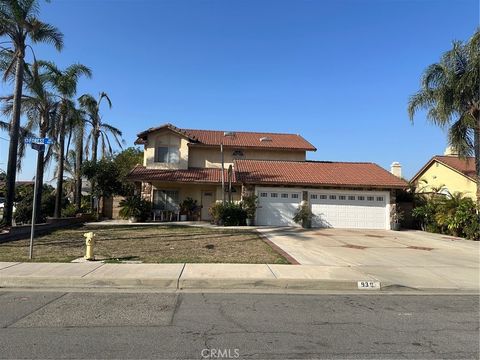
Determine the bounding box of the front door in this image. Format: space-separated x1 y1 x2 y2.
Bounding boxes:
201 191 215 220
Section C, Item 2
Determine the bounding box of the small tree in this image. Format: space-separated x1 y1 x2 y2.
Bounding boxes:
82 159 122 216
113 147 143 196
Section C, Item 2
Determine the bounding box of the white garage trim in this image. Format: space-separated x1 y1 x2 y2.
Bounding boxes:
255 186 391 230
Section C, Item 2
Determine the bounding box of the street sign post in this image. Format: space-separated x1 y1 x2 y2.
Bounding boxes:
26 138 53 260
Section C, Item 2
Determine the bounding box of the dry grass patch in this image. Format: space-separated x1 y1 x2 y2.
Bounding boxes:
0 225 289 264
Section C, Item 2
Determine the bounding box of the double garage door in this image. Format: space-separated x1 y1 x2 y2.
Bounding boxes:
256 188 390 229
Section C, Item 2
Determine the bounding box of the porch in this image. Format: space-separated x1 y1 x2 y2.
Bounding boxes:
139 182 242 221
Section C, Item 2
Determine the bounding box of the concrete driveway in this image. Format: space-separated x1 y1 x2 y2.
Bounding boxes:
258 227 480 290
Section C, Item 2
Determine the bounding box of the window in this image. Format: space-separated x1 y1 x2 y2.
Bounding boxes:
310 194 318 200
232 149 244 158
153 190 179 211
319 195 327 200
260 192 268 197
376 196 384 202
339 195 346 200
367 196 374 201
348 195 355 201
357 196 365 201
281 193 289 198
329 195 337 200
271 193 278 198
155 146 179 163
291 194 299 199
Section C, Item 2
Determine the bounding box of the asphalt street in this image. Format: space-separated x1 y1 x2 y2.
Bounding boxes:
0 290 478 359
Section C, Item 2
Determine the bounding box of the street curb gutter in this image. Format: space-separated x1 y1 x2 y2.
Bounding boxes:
1 277 477 292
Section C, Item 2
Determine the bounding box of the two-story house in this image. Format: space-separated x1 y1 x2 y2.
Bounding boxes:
127 123 407 229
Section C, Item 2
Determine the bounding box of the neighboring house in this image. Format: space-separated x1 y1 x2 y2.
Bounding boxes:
410 154 477 200
127 123 407 229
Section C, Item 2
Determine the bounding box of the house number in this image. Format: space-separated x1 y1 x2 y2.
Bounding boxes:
357 281 380 289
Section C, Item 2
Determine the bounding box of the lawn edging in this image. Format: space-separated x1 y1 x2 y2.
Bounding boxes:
256 230 300 265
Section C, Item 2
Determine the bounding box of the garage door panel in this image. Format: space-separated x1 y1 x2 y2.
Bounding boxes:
256 188 389 229
311 191 388 230
257 202 298 226
256 189 302 226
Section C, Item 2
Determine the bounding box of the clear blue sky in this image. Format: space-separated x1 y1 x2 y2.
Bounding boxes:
0 0 478 182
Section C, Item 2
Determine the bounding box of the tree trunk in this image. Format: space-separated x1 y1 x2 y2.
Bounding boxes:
33 115 48 223
3 55 25 226
475 113 480 210
54 112 66 218
90 126 99 214
74 129 83 211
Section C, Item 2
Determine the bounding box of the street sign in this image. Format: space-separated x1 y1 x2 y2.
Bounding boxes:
31 143 45 152
24 137 54 145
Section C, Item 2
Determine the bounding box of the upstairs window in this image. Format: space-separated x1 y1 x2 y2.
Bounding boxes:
155 146 179 163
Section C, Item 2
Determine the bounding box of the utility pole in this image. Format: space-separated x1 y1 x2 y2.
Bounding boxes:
221 143 225 204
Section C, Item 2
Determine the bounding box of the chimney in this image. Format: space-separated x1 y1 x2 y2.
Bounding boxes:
390 162 402 178
444 146 458 156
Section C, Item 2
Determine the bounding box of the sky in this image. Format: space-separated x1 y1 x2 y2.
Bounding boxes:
0 0 478 182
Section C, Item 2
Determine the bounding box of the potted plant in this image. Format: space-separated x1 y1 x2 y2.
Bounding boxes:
119 196 150 223
242 194 258 226
180 197 199 221
391 208 404 231
293 202 313 229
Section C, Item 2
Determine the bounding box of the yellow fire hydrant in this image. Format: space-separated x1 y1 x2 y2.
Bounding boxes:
84 232 96 260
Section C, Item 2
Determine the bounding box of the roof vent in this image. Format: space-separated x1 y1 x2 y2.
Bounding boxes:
260 136 272 142
224 131 236 137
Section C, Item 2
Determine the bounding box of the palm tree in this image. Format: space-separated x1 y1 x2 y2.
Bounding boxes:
78 92 123 163
40 62 92 218
0 0 63 225
2 61 58 222
408 29 480 207
78 92 123 215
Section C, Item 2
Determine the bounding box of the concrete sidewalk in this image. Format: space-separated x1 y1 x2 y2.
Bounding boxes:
0 261 478 292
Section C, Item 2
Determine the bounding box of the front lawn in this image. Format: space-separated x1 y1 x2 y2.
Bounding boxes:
0 225 289 264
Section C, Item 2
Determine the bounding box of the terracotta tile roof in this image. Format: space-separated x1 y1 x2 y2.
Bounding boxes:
434 156 476 179
234 160 408 188
127 165 236 184
135 123 316 151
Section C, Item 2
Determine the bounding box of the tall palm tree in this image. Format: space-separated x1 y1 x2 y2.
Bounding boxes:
0 0 63 226
78 92 123 163
408 30 480 207
2 61 58 222
41 62 91 218
78 92 122 214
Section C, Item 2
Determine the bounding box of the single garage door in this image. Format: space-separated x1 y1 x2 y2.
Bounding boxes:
256 189 302 226
310 190 389 229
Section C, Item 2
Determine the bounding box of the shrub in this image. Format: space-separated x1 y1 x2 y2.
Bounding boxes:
293 202 314 228
209 202 247 226
14 184 57 224
412 192 479 240
241 194 258 220
119 196 152 222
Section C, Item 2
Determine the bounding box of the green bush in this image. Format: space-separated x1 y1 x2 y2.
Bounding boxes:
209 202 247 226
241 194 258 220
412 192 479 240
14 184 57 224
293 202 314 228
119 196 152 222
